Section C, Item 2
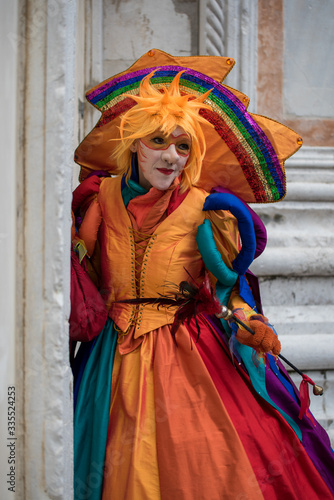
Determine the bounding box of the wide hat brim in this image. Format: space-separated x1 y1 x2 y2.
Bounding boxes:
75 49 302 203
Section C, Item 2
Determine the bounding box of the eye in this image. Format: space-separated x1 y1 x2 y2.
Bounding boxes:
151 136 166 145
177 142 191 153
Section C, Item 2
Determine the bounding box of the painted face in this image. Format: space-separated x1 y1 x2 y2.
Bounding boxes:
130 126 191 191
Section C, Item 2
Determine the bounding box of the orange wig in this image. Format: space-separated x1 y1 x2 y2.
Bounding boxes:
112 71 212 191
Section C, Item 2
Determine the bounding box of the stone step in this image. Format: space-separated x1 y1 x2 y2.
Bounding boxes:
263 305 334 335
277 333 334 371
250 247 334 276
258 276 333 306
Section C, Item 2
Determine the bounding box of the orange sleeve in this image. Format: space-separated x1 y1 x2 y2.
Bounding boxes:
77 198 102 257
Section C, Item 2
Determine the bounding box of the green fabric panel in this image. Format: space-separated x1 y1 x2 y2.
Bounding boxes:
74 319 117 500
196 219 239 287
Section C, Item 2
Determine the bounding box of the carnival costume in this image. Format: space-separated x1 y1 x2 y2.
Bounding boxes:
71 50 334 499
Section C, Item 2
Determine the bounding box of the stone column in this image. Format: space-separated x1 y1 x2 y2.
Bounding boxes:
0 1 19 498
73 0 104 185
14 0 77 497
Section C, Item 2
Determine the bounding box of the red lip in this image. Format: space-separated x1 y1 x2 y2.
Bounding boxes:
157 168 174 175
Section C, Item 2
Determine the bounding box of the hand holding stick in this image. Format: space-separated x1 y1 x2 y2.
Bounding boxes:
217 305 323 396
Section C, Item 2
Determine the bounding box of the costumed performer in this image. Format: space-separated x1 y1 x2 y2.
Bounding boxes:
70 49 334 500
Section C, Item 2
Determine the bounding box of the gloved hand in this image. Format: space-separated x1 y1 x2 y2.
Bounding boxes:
236 318 281 355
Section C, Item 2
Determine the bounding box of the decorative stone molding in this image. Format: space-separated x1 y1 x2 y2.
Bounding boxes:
285 146 334 168
253 246 334 277
251 147 334 277
199 0 258 108
199 0 226 57
282 147 334 202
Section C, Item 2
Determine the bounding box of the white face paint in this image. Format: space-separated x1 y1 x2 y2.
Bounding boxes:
130 126 191 191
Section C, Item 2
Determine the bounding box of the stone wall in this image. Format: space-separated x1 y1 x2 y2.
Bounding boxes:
103 0 198 78
254 0 334 443
1 1 76 498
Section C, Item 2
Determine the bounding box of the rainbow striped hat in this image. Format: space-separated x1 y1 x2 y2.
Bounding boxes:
75 49 302 203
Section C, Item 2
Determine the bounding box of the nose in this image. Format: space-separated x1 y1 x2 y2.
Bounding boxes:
161 144 179 164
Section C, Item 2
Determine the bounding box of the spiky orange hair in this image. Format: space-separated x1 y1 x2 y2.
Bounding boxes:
112 71 212 191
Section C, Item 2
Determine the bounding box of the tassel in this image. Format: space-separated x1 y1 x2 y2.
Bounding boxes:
298 374 316 425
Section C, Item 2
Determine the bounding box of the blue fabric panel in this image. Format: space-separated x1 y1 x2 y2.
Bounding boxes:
203 193 256 274
238 275 256 310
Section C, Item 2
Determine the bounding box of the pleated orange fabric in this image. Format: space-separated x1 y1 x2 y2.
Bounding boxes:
102 325 264 500
102 333 161 500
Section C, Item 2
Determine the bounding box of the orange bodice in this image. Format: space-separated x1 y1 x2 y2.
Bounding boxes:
97 176 208 338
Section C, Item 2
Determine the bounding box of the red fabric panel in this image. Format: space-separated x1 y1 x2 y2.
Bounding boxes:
188 316 333 499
